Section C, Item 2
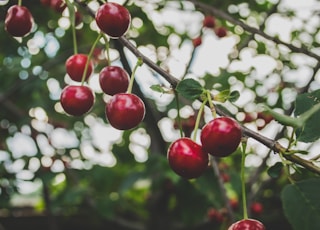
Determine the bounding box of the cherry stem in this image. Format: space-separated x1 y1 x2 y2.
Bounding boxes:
206 90 216 118
101 33 111 66
18 0 22 6
192 99 207 141
80 33 102 85
241 140 248 220
66 0 78 54
127 58 143 94
174 91 184 138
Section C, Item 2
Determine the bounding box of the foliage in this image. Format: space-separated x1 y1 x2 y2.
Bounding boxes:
0 0 320 229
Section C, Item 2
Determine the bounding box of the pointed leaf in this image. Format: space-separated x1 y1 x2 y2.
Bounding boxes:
267 162 283 178
176 78 204 101
281 178 320 230
295 89 320 142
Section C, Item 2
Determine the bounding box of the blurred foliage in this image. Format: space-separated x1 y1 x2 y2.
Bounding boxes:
0 0 320 230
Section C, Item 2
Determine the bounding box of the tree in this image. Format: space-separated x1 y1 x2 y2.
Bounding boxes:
0 0 320 229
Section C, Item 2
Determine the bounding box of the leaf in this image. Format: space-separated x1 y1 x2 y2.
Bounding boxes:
214 89 230 102
295 89 320 142
267 162 283 178
229 90 240 102
150 84 172 94
175 78 204 101
263 105 302 128
281 178 320 230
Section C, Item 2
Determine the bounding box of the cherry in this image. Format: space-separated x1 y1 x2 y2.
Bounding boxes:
99 66 130 96
65 54 93 82
167 137 208 179
95 2 131 38
5 5 34 37
60 85 95 116
106 93 145 130
173 115 196 138
40 0 51 6
192 36 202 47
228 219 266 230
50 0 66 13
207 208 224 223
215 27 227 38
200 117 242 157
250 202 264 216
203 15 215 28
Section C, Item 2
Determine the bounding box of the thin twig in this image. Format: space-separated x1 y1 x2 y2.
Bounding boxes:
187 0 320 61
74 0 320 175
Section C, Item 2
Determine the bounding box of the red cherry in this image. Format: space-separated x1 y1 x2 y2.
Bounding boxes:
74 11 82 26
167 138 208 179
60 85 95 116
106 93 145 130
228 219 266 230
207 208 224 223
95 2 131 38
65 54 93 82
192 36 202 47
221 172 230 183
250 202 264 216
40 0 51 6
215 27 228 38
203 15 215 28
50 0 66 13
5 5 34 37
200 117 242 157
99 66 130 96
229 198 239 210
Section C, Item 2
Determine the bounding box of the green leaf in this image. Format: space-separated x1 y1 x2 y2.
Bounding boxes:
267 162 283 178
175 78 204 101
263 105 302 128
229 90 240 102
295 89 320 142
150 84 173 94
214 89 230 102
281 178 320 230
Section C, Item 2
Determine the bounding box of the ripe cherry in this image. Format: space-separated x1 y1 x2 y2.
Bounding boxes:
215 27 227 38
106 93 145 130
5 5 34 37
60 85 95 116
207 208 224 223
250 202 264 216
228 219 266 230
200 117 242 157
99 66 130 96
192 36 202 47
167 138 208 179
50 0 66 13
95 2 131 38
65 54 93 82
203 15 215 28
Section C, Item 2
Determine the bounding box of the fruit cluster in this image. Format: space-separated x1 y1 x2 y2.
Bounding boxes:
192 15 228 48
167 116 242 179
59 2 145 130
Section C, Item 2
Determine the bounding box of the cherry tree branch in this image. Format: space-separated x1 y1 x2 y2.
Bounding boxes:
186 0 320 61
74 0 320 175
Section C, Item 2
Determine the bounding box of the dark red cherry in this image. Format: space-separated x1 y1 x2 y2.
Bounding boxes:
5 5 34 37
200 117 242 157
228 219 266 230
167 137 208 179
105 93 145 130
65 54 93 82
60 85 95 116
99 66 130 96
95 2 131 38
